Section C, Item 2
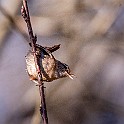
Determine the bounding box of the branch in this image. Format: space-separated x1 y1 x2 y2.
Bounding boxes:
0 5 28 42
21 0 48 124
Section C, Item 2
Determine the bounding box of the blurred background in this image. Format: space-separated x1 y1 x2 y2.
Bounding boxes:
0 0 124 124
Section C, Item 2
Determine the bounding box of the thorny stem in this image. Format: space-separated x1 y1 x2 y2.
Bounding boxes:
21 0 48 124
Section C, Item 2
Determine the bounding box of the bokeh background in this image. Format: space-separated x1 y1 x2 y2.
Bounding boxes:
0 0 124 124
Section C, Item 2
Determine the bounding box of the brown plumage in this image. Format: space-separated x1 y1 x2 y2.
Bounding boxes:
25 44 73 84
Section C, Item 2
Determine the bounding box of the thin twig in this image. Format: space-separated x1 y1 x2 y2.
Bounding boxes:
0 5 28 41
21 0 48 124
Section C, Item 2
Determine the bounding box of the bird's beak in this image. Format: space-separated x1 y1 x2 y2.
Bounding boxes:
65 71 75 80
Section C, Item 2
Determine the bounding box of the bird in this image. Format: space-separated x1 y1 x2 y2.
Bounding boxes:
25 44 74 85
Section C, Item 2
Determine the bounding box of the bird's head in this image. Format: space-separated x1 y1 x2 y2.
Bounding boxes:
56 61 74 80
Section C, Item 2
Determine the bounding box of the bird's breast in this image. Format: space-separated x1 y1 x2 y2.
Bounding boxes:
25 51 37 79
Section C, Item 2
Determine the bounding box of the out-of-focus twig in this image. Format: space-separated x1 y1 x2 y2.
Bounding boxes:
0 5 28 41
21 0 48 124
0 1 22 44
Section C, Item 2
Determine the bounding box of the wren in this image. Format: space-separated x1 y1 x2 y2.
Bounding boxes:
25 44 74 85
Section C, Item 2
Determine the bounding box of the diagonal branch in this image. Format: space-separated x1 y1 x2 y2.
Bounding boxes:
0 5 28 42
21 0 48 124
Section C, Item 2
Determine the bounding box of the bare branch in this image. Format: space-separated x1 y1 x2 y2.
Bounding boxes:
21 0 48 124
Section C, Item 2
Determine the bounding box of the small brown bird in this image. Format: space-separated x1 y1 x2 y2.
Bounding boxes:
25 44 74 85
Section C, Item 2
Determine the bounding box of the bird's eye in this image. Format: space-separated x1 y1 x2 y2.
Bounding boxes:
63 63 67 69
63 63 70 72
